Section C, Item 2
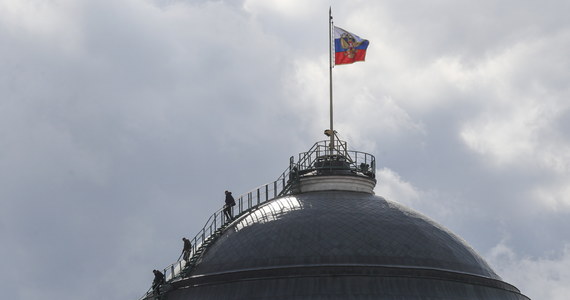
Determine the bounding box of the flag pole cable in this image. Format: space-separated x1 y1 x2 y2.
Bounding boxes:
328 7 335 154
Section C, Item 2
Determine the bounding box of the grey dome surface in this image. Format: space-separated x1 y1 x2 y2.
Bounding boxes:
192 191 499 279
153 143 530 299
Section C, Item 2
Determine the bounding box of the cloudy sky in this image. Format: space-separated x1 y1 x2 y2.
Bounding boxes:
1 0 569 299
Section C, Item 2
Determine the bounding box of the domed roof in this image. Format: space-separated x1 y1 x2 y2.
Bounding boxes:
192 190 500 280
153 143 529 299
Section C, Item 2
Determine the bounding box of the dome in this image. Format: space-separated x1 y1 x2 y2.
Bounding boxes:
165 180 529 299
193 191 499 279
149 140 529 299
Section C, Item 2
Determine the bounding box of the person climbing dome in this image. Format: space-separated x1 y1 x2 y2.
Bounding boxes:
224 190 236 221
152 269 165 295
182 237 192 262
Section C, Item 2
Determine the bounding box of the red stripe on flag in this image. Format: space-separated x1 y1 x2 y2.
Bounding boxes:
335 49 367 65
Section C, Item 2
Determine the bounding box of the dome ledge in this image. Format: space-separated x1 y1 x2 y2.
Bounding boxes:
299 175 376 194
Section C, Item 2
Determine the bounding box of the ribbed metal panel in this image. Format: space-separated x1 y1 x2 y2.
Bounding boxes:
193 191 498 278
164 190 529 299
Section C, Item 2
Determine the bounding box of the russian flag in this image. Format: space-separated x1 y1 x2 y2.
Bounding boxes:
333 26 369 65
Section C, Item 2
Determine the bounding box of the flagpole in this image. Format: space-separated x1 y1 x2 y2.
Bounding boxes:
328 7 334 154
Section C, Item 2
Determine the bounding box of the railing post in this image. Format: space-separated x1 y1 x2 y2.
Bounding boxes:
354 152 358 167
257 188 260 205
266 184 269 201
274 181 277 198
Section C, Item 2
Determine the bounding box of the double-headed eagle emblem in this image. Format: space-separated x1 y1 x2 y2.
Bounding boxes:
340 32 363 59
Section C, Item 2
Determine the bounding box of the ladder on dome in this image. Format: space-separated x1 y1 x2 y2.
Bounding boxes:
138 139 376 300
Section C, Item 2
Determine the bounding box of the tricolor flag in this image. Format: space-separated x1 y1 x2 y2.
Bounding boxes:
333 26 369 65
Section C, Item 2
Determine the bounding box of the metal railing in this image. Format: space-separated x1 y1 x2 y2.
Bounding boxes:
295 140 376 178
139 139 375 300
165 174 292 274
139 168 297 300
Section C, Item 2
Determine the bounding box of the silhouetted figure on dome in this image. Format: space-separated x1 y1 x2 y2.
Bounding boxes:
152 269 165 295
224 190 236 221
182 237 192 262
289 166 298 182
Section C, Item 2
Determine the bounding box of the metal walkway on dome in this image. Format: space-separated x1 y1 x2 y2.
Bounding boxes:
139 137 375 300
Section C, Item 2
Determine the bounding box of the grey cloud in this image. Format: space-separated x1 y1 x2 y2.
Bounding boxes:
1 1 569 300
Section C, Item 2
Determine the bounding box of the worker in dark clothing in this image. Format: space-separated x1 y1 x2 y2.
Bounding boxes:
182 237 192 262
224 190 236 221
152 269 165 295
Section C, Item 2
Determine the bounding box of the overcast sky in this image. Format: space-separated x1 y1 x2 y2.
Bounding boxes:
1 0 569 299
